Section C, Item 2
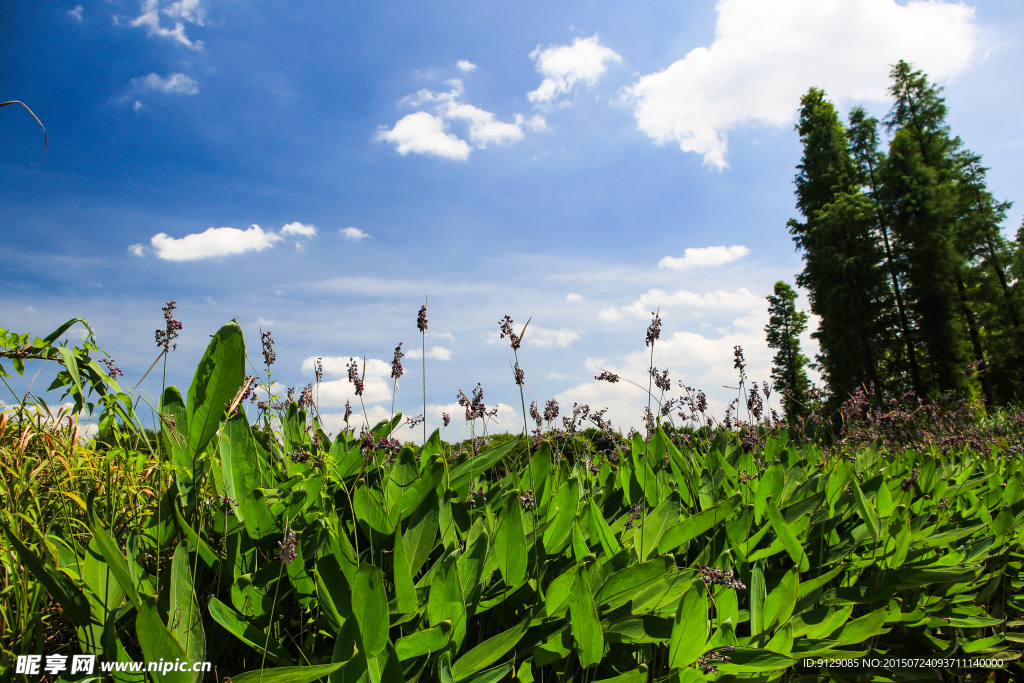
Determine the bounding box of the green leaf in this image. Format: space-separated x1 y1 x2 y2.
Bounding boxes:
353 564 390 658
231 663 344 683
595 556 674 610
393 527 417 615
569 566 604 668
161 386 192 503
638 493 682 560
750 566 766 636
755 464 784 523
716 646 794 672
588 499 621 558
851 477 881 540
494 490 527 587
448 436 521 491
658 492 742 553
170 544 205 681
830 608 888 645
762 567 799 630
395 623 451 660
542 480 578 554
428 551 467 649
136 598 192 683
187 320 245 461
452 617 529 680
457 520 488 605
765 498 809 571
208 597 295 665
55 346 85 408
403 490 439 577
669 581 708 669
220 415 281 538
89 510 143 610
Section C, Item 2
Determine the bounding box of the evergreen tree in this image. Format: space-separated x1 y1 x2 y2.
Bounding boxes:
765 281 811 423
788 88 894 407
879 61 977 398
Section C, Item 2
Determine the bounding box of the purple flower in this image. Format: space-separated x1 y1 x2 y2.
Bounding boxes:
100 357 123 379
498 315 522 351
261 330 276 367
645 311 661 347
417 304 428 333
391 343 404 380
442 412 450 428
315 357 323 384
155 301 183 352
346 358 364 396
275 529 299 564
595 371 620 383
513 362 525 386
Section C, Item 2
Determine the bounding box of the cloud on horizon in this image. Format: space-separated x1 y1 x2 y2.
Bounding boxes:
659 245 750 270
136 221 316 261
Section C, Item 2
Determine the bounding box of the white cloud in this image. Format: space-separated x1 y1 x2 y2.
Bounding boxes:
528 35 623 104
340 227 370 241
405 346 453 361
281 221 316 237
123 0 205 51
487 325 581 348
385 79 525 155
376 111 472 160
150 225 283 261
658 245 750 270
132 72 199 95
515 113 548 132
69 5 83 21
599 287 762 322
566 293 584 302
624 0 978 168
128 243 145 257
133 100 144 113
456 60 477 73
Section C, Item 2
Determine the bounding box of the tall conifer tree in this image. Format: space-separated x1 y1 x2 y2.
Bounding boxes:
765 281 811 423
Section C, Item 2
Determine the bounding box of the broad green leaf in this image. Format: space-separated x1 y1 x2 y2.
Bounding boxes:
658 492 742 553
170 544 205 681
161 386 193 502
404 490 439 577
353 564 389 658
208 597 294 665
448 436 521 491
494 490 527 587
765 498 809 571
569 566 603 668
668 581 708 668
594 669 650 683
89 510 143 610
187 321 245 461
451 617 529 681
393 527 417 615
542 480 578 554
428 551 467 648
755 464 784 522
588 499 621 558
396 622 451 660
762 567 799 630
750 566 766 636
830 608 888 645
316 554 353 635
595 556 673 610
851 477 881 540
136 598 191 683
638 493 682 560
231 663 344 683
545 567 575 617
716 646 794 672
766 621 794 655
457 520 488 605
220 415 281 538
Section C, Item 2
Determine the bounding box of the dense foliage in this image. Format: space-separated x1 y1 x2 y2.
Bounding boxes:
3 316 1024 683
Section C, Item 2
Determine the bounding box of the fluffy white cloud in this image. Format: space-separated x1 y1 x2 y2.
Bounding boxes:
340 227 370 241
376 111 472 160
456 60 477 73
488 325 581 348
281 221 316 237
658 245 750 270
528 36 623 104
384 79 525 156
150 225 282 261
128 243 145 257
624 0 978 168
405 346 453 361
598 287 762 321
566 293 584 302
123 0 205 50
69 5 83 21
132 72 199 95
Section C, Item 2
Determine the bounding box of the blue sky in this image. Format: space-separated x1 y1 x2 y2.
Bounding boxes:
3 0 1024 442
